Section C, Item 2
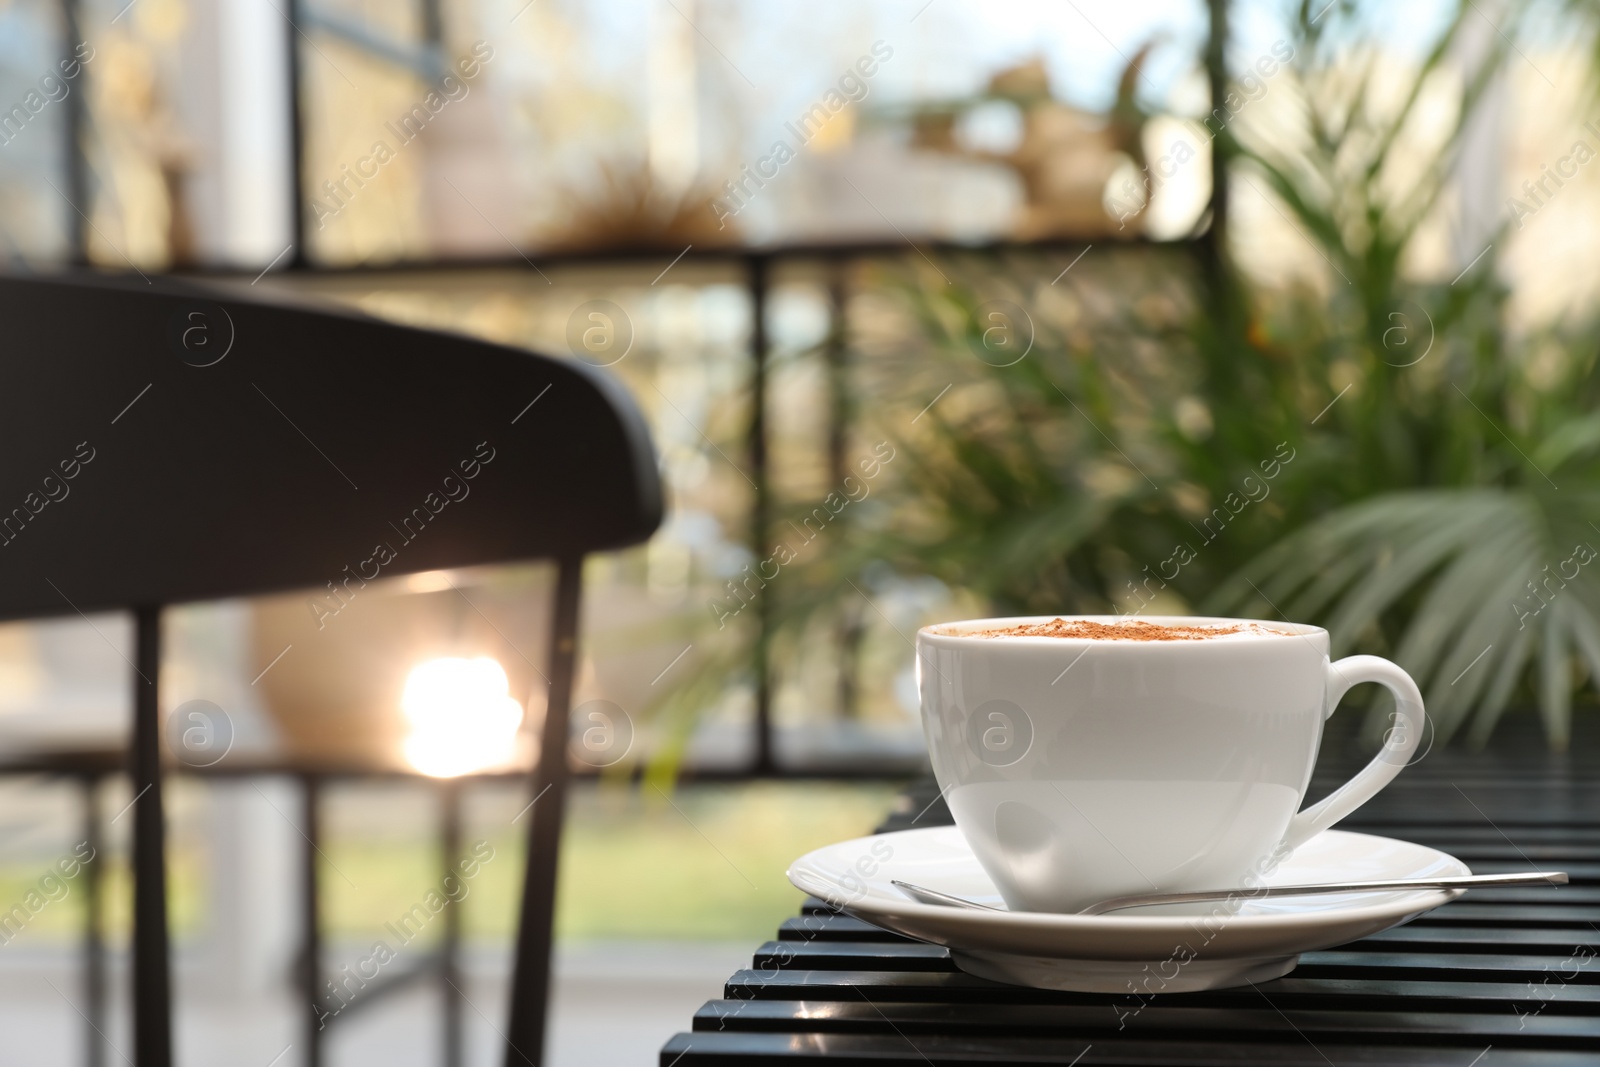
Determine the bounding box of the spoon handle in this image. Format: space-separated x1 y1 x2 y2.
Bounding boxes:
1083 871 1568 915
892 872 1569 916
891 879 1004 911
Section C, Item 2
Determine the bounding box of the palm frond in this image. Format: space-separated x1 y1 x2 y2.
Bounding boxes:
1216 488 1600 748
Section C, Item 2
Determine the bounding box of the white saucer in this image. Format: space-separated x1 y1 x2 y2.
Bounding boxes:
787 827 1468 993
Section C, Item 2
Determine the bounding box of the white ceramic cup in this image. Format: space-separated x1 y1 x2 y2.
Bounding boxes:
916 615 1424 913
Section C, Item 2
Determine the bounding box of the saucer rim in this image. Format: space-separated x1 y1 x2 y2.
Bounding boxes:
787 825 1468 932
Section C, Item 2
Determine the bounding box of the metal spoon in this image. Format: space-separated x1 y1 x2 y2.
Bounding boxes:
891 871 1569 916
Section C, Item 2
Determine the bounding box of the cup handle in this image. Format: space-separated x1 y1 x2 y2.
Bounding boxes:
1281 655 1425 852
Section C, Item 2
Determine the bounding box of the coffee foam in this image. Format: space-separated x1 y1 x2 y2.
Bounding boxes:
963 619 1295 641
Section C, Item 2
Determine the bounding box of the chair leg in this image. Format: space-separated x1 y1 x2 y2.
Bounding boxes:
82 772 105 1067
302 776 323 1067
442 778 463 1067
131 605 172 1067
503 558 584 1067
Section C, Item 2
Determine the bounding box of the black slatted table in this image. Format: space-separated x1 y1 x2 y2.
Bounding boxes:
660 716 1600 1065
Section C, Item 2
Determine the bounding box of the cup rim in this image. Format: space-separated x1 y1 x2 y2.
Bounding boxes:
916 614 1327 646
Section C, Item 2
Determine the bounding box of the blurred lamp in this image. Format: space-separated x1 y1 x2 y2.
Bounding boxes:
401 656 524 777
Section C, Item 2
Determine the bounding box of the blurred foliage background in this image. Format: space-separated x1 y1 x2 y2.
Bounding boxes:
641 0 1600 760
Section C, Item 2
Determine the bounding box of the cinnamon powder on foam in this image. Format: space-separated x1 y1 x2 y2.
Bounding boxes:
962 619 1291 641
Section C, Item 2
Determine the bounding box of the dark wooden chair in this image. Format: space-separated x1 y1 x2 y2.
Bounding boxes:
0 271 663 1066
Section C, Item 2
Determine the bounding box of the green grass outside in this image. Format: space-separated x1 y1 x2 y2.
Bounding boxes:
0 782 900 950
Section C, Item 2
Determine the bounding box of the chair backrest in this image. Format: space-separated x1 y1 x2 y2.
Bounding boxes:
0 272 663 1067
0 272 660 616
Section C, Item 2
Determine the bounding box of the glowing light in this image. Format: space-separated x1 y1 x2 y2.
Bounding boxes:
400 656 524 777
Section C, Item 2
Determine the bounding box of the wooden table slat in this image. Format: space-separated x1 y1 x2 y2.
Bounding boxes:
663 1030 1599 1065
692 998 1600 1045
716 969 1600 1011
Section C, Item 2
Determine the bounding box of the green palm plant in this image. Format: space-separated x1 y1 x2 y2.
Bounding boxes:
1213 302 1600 750
637 0 1600 773
1216 481 1600 750
1224 3 1518 491
1208 0 1600 749
836 0 1600 751
823 0 1525 618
